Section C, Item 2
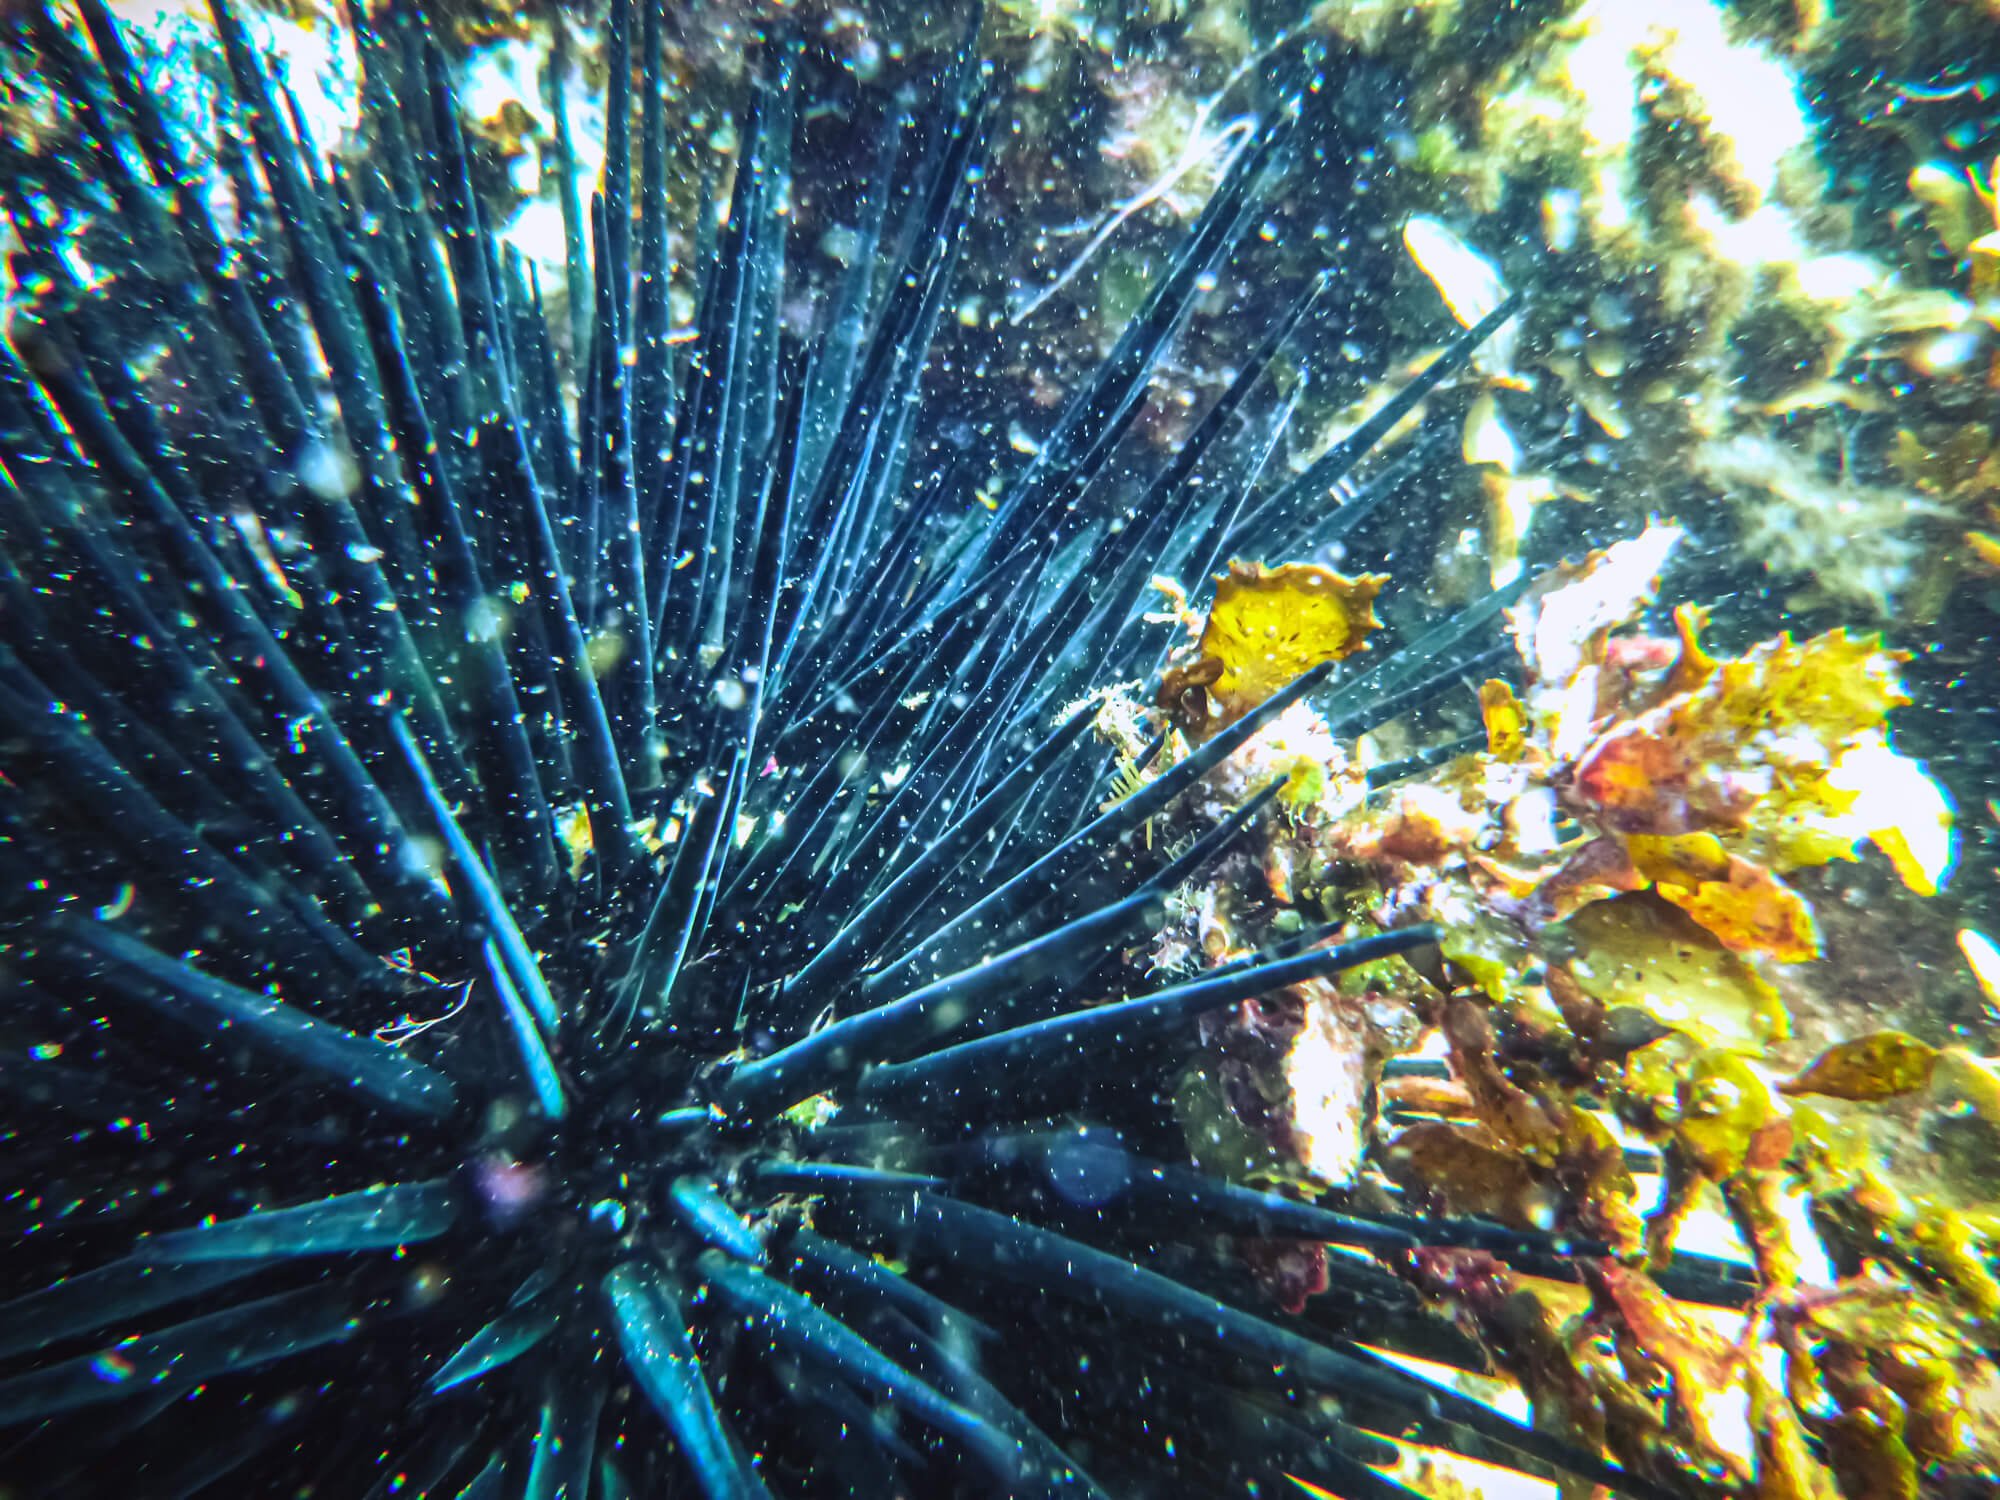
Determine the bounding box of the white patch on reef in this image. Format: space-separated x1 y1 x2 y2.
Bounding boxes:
1960 929 2000 1012
1404 216 1509 325
1790 252 1887 303
1403 215 1518 376
1564 0 1810 205
1825 741 1958 897
1461 393 1520 472
1511 523 1683 689
461 37 556 136
1506 784 1560 857
1688 195 1805 271
1284 995 1368 1187
499 197 574 271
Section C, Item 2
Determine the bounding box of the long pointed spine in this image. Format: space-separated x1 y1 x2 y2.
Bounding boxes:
633 0 675 511
390 714 563 1039
40 916 459 1120
870 661 1333 996
603 1263 771 1500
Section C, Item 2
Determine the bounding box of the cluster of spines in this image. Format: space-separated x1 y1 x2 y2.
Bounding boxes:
0 1 1754 1496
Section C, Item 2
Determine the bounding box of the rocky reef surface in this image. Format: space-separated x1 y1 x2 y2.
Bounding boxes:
6 1 1998 1495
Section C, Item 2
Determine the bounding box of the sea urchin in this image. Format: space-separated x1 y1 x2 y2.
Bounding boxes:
0 3 1690 1496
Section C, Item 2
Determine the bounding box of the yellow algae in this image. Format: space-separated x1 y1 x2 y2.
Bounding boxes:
1571 630 1908 835
1910 158 1987 260
1666 601 1717 694
781 1094 840 1131
1712 629 1909 734
1794 1277 2000 1492
1439 913 1531 1003
1559 623 1932 958
555 802 594 880
1638 848 1821 964
1558 895 1789 1051
1963 154 2000 299
1158 561 1385 737
1108 479 1976 1487
1675 1048 1780 1179
1933 1047 2000 1124
1200 561 1384 686
1274 754 1327 815
1380 1121 1559 1228
1623 830 1732 884
1780 1032 1939 1102
1591 1258 1755 1475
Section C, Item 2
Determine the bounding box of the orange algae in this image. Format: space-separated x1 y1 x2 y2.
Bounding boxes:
1558 622 1921 961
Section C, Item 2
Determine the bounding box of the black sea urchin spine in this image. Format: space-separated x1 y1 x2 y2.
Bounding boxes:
1 2 1699 1496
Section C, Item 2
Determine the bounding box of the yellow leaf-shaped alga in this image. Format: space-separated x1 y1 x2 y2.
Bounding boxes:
1780 1031 1940 1100
1159 561 1385 736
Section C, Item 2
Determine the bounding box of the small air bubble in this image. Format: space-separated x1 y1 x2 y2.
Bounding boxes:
403 835 448 888
296 442 358 500
465 597 509 643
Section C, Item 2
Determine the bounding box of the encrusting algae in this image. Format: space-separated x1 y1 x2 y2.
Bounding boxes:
1103 519 1997 1496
